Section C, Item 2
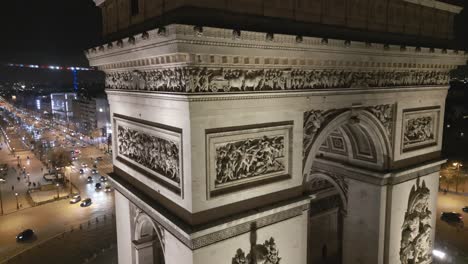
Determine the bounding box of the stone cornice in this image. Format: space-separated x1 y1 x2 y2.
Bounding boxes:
86 25 468 66
106 86 449 102
404 0 463 13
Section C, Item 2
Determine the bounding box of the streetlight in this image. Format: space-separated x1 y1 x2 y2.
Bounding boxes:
15 192 19 209
0 182 4 215
56 183 60 199
453 162 463 193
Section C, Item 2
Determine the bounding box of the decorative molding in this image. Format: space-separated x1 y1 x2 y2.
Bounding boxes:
191 203 307 249
401 106 440 153
206 122 293 198
400 178 432 264
114 115 183 196
105 67 450 93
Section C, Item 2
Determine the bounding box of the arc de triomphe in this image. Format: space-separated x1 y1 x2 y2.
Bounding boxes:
87 1 467 263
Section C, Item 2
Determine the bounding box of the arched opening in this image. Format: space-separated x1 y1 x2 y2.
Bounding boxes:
303 109 391 264
134 213 165 264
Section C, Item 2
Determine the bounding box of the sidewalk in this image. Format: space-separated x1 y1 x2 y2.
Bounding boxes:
28 188 76 204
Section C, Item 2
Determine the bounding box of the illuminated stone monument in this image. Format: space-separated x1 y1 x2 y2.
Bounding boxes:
87 1 466 263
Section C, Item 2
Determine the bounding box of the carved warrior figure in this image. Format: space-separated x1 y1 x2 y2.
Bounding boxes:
232 238 281 264
215 136 285 185
400 179 432 264
117 125 180 184
105 67 450 93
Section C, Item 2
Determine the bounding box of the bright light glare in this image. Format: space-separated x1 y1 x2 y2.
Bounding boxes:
433 249 446 259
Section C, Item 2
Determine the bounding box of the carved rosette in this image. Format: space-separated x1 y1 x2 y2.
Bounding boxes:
400 179 432 264
365 104 394 145
105 67 450 93
232 237 281 264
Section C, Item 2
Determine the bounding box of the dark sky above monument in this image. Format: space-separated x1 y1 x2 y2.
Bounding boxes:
0 0 467 66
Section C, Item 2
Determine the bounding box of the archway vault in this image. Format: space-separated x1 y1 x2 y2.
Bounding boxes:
303 105 393 177
303 105 394 208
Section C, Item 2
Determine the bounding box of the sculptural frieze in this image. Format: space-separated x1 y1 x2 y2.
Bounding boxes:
232 237 281 264
117 124 181 185
400 179 432 264
402 107 439 152
105 67 450 93
215 135 285 186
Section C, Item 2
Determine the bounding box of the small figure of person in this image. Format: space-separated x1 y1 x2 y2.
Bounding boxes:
33 182 36 188
17 176 20 181
11 185 14 191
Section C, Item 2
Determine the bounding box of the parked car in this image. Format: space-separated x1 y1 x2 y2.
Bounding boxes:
96 156 103 161
79 169 84 174
80 198 92 207
463 207 468 213
104 185 112 192
91 169 98 174
16 229 34 242
95 182 102 190
69 195 81 204
87 176 93 183
100 176 107 182
441 212 463 223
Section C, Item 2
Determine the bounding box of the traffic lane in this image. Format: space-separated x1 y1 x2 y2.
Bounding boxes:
435 192 468 253
0 189 115 260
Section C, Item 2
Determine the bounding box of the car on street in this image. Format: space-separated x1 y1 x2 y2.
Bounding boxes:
72 156 77 161
16 229 35 242
80 198 92 207
87 176 93 183
79 168 84 174
91 169 98 174
81 163 88 168
96 156 103 161
100 176 107 182
69 195 81 204
95 182 102 190
463 207 468 213
441 212 463 223
104 185 112 192
0 178 5 183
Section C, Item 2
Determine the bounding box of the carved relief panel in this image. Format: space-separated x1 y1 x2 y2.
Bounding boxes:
114 114 183 196
400 179 432 264
401 107 440 153
206 122 293 198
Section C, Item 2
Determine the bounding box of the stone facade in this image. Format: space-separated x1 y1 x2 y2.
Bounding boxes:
87 3 465 262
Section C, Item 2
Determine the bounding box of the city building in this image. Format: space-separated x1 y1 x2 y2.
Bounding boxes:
50 92 77 121
87 1 467 264
72 96 111 136
35 95 52 115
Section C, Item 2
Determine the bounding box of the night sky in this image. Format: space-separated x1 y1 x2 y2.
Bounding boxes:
0 0 101 66
0 0 467 67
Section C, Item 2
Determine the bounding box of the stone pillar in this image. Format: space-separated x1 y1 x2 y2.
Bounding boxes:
115 191 133 264
133 236 155 264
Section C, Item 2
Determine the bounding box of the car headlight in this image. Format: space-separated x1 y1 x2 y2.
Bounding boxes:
18 236 23 239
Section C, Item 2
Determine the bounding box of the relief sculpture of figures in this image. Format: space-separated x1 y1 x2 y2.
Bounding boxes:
215 136 285 185
232 237 281 264
400 179 432 264
404 116 434 146
303 110 325 157
106 67 450 93
117 125 180 184
366 104 394 143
